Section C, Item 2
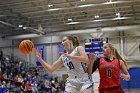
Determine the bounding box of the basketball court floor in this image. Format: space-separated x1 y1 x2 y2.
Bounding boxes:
94 89 140 93
123 89 140 93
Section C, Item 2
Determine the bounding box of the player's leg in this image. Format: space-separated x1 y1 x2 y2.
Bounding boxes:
82 89 93 93
64 86 78 93
81 83 94 93
64 80 78 93
81 74 94 93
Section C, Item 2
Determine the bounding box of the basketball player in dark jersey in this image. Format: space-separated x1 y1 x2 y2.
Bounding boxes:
88 43 130 93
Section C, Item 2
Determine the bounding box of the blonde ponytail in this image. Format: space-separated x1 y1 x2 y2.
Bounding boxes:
113 48 127 67
107 43 127 67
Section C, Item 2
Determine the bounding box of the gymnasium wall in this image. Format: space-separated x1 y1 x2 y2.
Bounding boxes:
0 38 12 47
0 29 140 90
1 36 140 60
0 33 140 68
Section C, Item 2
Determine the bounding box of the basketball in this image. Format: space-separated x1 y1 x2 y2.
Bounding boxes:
19 40 34 55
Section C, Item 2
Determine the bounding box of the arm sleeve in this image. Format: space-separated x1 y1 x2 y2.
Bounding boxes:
92 57 100 73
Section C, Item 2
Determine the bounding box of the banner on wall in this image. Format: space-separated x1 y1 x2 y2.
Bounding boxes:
36 45 45 66
58 44 67 57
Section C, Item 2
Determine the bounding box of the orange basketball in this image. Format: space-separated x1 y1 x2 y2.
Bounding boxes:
19 40 34 55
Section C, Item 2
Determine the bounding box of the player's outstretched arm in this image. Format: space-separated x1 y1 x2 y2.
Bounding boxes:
35 49 63 74
62 46 89 63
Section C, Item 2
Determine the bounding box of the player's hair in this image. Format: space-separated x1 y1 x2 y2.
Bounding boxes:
66 35 80 47
108 43 127 67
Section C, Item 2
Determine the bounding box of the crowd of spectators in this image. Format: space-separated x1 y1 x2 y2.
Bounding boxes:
0 51 65 93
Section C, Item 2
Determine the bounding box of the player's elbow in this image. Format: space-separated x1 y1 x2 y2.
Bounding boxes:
45 69 54 74
87 71 92 75
47 70 53 74
47 72 52 74
83 57 89 63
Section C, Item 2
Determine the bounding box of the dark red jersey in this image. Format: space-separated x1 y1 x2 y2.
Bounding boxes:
99 58 121 89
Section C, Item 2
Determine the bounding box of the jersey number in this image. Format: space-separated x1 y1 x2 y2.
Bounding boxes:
67 61 75 70
107 69 112 78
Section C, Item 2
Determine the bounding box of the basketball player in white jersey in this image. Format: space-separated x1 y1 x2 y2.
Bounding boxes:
35 36 93 93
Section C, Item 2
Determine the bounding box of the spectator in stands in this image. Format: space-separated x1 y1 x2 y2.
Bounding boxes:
30 81 39 93
20 82 25 93
24 81 32 93
51 80 57 93
13 75 18 85
44 79 52 93
0 81 9 93
54 77 60 92
34 68 39 77
39 81 45 93
19 61 25 72
0 72 4 82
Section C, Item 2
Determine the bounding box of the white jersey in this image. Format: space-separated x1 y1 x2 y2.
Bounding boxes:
61 47 93 92
61 47 87 78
